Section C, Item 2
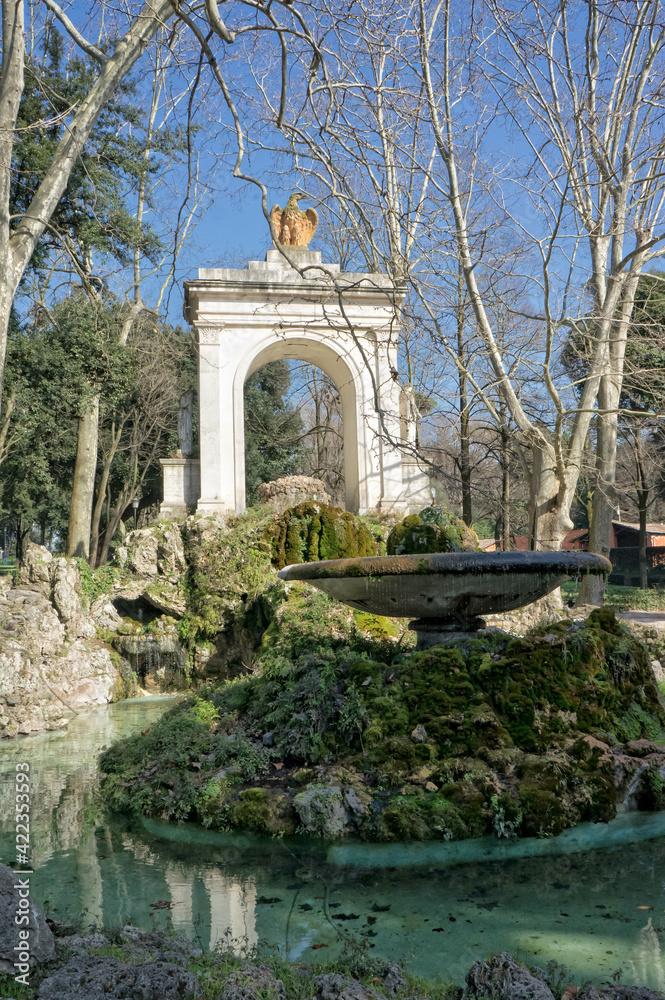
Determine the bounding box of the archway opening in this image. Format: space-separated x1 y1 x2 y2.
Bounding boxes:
244 359 345 507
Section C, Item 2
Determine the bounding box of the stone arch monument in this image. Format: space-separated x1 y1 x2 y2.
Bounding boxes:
160 247 431 517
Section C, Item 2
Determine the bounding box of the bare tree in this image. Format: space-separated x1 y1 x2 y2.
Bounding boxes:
236 0 665 583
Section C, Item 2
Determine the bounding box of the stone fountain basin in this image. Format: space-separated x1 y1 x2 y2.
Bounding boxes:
277 551 612 619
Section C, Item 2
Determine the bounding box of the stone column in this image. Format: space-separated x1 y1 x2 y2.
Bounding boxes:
196 325 235 513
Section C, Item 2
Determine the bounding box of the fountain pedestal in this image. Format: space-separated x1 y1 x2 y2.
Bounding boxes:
409 615 486 649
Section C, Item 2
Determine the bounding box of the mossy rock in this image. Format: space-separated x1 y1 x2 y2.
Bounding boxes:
99 606 665 844
266 502 378 569
386 506 480 555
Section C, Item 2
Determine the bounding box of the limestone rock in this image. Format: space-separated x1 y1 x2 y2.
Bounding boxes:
294 784 348 837
90 596 123 633
411 724 428 743
315 973 385 1000
52 559 95 639
652 659 664 682
1 587 65 656
125 528 159 576
381 963 405 996
486 592 565 635
123 523 186 581
221 964 286 1000
0 635 128 738
114 545 128 569
258 474 330 512
156 522 186 578
36 956 199 1000
465 952 555 1000
0 863 55 973
52 558 83 623
16 542 52 592
578 987 663 1000
143 581 187 618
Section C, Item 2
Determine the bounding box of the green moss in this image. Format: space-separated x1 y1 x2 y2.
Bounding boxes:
177 508 283 647
266 502 377 569
100 607 665 843
386 506 480 555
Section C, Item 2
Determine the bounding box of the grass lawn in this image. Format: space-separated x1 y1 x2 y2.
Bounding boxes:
561 580 665 612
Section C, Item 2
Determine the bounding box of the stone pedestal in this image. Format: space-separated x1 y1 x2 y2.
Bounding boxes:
160 458 200 518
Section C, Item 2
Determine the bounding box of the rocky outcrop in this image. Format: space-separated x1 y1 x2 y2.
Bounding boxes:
111 523 187 619
0 863 55 973
222 964 286 1000
36 956 199 1000
0 544 132 739
258 474 330 511
464 952 555 1000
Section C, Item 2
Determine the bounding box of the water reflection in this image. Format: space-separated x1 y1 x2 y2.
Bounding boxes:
0 700 663 988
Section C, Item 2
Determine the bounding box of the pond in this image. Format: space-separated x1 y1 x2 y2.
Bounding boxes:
0 698 664 991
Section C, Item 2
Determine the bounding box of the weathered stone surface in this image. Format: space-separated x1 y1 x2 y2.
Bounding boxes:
125 528 159 576
578 987 664 1000
1 587 65 656
0 619 128 739
485 592 565 635
16 542 52 592
52 559 96 639
143 581 187 618
156 522 186 578
0 863 55 973
221 964 286 1000
89 596 123 632
381 963 405 996
58 926 202 967
315 973 385 1000
52 558 83 623
465 952 555 1000
36 956 199 1000
258 475 331 512
294 784 348 837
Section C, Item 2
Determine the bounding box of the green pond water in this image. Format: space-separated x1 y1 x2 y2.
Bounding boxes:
1 697 665 991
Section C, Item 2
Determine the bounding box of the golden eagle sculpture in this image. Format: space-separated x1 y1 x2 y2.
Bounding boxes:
270 193 318 247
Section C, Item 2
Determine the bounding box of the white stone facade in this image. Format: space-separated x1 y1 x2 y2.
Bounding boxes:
180 249 431 515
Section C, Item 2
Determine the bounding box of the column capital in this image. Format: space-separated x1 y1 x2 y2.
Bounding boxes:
196 324 224 345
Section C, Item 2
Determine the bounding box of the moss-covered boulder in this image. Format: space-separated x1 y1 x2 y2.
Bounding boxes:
266 502 377 569
99 601 665 843
387 506 480 555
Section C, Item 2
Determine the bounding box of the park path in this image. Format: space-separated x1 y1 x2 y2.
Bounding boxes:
620 610 665 628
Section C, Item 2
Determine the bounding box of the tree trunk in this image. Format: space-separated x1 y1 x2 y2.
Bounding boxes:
578 374 619 605
638 495 648 591
636 432 650 591
89 419 124 568
67 397 99 559
501 426 510 551
0 0 25 408
456 264 472 525
529 444 574 551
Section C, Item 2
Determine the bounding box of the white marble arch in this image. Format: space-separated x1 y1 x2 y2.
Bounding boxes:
180 249 431 515
238 334 367 513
